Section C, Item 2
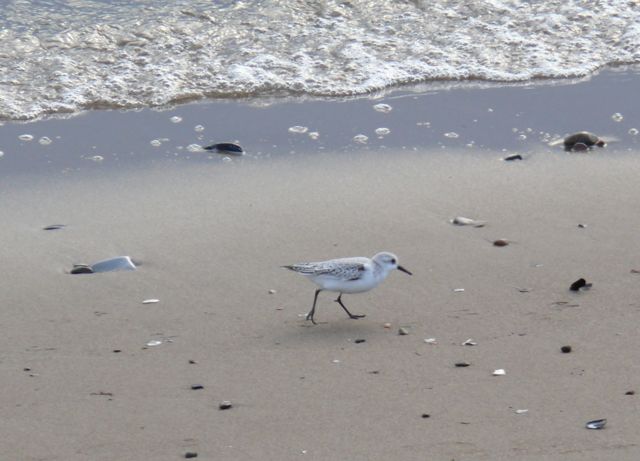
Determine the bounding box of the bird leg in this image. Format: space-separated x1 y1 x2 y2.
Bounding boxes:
335 293 365 319
306 289 322 324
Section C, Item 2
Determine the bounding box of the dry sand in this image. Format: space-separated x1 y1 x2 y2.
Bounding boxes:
2 70 640 460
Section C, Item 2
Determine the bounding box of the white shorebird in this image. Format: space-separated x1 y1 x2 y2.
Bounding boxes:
283 252 412 324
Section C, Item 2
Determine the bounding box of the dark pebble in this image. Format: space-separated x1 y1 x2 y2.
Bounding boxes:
354 339 366 344
219 401 233 410
43 224 66 230
561 345 572 353
503 154 523 161
626 390 635 395
570 278 588 291
71 264 94 274
203 142 243 154
191 384 204 390
112 349 121 353
493 239 509 247
421 413 431 418
23 367 31 372
184 453 198 459
455 362 471 367
189 360 197 364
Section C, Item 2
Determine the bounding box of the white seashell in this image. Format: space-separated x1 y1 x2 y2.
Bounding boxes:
462 338 477 346
492 369 506 376
91 256 136 273
424 338 437 344
146 340 163 347
142 299 160 304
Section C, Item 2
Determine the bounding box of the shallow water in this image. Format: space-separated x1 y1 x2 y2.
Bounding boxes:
1 0 639 120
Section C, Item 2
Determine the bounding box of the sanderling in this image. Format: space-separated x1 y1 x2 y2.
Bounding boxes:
283 252 412 324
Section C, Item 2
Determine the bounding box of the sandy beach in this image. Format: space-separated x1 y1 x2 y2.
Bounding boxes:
2 69 640 460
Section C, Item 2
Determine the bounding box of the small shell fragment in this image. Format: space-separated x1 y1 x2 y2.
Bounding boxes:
43 224 66 230
398 327 410 336
515 409 529 415
218 401 233 410
462 338 477 346
451 216 486 227
142 299 160 304
586 419 606 429
424 338 437 344
492 369 506 376
145 340 163 347
70 264 94 274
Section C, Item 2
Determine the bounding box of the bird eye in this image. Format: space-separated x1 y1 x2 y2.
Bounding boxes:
391 258 396 264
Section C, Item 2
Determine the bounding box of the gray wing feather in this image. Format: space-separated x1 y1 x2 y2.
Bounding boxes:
284 261 366 280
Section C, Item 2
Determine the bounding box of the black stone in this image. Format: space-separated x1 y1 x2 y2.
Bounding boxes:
191 384 204 390
570 278 587 291
421 413 431 418
354 339 366 344
626 390 635 395
561 345 572 353
43 224 66 230
203 142 243 154
564 132 603 151
184 453 198 459
503 154 523 161
455 362 471 367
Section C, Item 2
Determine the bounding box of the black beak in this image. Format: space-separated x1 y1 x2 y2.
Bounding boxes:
397 265 412 276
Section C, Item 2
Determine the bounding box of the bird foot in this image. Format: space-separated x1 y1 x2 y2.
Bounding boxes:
349 314 366 320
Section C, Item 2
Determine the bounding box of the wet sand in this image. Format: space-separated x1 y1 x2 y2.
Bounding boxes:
2 69 640 460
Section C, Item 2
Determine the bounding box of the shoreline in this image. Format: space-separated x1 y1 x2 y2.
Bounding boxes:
1 67 639 180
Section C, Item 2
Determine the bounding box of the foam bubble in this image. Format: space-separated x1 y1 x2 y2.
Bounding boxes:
373 103 393 113
288 126 308 134
19 134 34 141
170 116 183 123
353 134 368 144
375 127 391 136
